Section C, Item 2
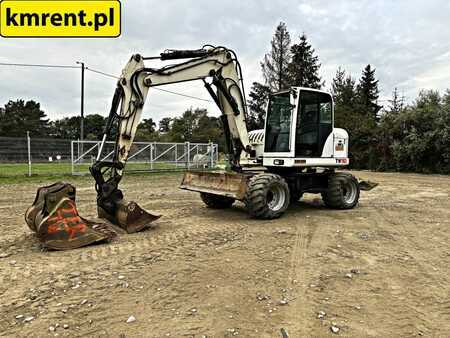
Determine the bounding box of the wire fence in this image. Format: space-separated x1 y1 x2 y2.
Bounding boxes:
0 136 218 177
72 140 218 175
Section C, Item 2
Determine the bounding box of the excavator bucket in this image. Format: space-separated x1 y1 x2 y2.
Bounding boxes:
25 182 115 250
98 200 161 234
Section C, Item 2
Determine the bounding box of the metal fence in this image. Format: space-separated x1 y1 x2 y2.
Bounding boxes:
0 136 218 177
71 140 218 175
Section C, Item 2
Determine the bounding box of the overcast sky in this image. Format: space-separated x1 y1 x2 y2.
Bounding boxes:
1 0 450 124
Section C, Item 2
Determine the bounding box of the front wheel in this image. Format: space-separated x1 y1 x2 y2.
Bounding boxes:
322 173 360 209
245 173 290 219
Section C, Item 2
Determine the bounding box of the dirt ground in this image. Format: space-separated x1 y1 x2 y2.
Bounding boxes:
0 171 449 337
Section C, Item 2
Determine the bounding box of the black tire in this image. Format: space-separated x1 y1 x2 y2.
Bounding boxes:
245 173 290 219
322 173 360 209
200 193 235 209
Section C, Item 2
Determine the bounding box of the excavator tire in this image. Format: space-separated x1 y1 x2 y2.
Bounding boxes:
245 173 290 219
322 172 360 209
200 192 235 209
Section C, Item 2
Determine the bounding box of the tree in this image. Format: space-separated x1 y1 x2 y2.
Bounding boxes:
165 108 225 149
159 117 172 133
331 67 380 170
357 64 381 121
136 117 158 141
331 67 356 108
84 114 106 140
139 118 156 134
247 82 270 130
288 34 322 89
378 88 406 171
50 114 106 140
387 87 404 114
0 99 50 137
169 108 203 142
261 22 292 91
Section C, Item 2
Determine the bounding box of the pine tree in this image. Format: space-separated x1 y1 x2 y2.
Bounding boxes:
387 87 404 114
247 82 270 130
261 22 291 91
331 67 356 107
357 64 381 120
288 34 322 89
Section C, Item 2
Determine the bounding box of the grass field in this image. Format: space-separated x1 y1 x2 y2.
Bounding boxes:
0 162 199 176
0 161 210 184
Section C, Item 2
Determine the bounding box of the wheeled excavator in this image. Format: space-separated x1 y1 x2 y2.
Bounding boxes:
25 45 376 250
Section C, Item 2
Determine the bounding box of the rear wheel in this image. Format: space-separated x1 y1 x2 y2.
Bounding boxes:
200 193 235 209
245 173 290 219
322 173 360 209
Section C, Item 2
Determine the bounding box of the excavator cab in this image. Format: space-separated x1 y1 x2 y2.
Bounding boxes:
262 87 349 168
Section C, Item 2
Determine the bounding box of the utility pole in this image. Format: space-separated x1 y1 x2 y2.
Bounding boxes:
77 61 85 141
76 61 85 157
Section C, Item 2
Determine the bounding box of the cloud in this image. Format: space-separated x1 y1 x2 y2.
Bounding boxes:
0 0 449 125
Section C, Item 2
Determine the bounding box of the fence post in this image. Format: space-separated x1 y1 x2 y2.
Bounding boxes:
150 143 153 171
185 141 190 169
209 142 214 168
77 138 80 161
71 141 74 175
27 131 31 177
175 143 178 166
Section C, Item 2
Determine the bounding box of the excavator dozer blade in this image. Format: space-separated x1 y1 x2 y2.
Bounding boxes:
358 180 379 191
25 182 115 250
98 200 161 234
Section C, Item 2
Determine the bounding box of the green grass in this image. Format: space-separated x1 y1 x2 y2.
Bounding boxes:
0 161 212 184
0 163 73 176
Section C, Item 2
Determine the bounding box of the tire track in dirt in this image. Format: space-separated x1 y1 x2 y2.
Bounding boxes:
287 221 309 336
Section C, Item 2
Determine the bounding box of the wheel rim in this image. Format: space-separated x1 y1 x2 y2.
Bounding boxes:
267 184 286 211
342 179 357 204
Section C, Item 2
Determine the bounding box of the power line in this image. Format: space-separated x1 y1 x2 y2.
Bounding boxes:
0 62 78 69
85 67 119 79
152 87 212 102
85 66 213 103
0 60 214 103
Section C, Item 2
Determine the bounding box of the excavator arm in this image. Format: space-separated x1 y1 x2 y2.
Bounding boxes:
90 46 254 232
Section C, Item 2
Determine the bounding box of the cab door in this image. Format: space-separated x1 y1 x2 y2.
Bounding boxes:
295 90 333 157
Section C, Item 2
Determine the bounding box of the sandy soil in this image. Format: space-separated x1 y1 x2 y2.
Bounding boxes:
0 171 449 337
